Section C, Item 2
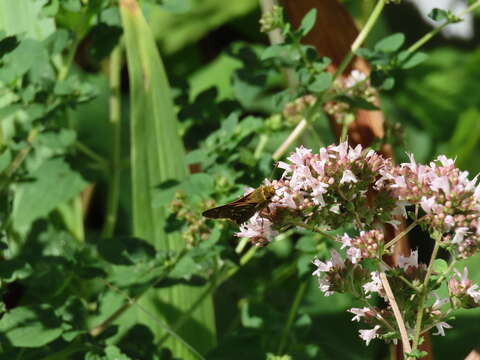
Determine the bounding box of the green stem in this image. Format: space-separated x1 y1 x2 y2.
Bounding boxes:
411 240 441 356
156 245 260 348
6 128 39 178
101 44 123 238
254 133 269 159
90 248 189 338
277 280 308 354
292 221 337 242
273 0 387 159
407 0 480 53
58 39 80 81
39 343 87 360
75 141 108 167
334 0 386 81
381 260 418 291
157 277 218 348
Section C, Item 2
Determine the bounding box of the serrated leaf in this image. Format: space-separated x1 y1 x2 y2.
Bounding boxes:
12 158 87 233
298 8 317 36
0 305 62 347
374 33 405 53
0 0 55 40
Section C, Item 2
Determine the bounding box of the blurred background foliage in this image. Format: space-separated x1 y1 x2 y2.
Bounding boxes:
0 0 479 359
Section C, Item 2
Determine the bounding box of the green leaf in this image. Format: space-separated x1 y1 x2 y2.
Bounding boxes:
447 107 480 167
12 158 88 233
0 0 55 40
159 0 192 13
298 8 317 36
261 44 290 61
61 0 82 12
97 236 156 266
374 33 405 53
150 0 258 54
240 300 263 328
401 51 428 69
0 148 11 173
432 259 448 274
0 305 62 347
120 1 215 356
0 39 45 83
308 72 332 92
428 8 449 22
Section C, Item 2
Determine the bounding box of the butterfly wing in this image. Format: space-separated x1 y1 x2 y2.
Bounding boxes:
202 193 258 225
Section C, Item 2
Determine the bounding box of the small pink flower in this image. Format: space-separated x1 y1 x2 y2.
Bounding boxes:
340 169 358 184
430 175 450 195
312 258 333 275
420 196 436 214
287 146 312 166
348 307 371 322
359 325 381 345
397 250 418 270
363 271 383 298
437 155 455 168
432 322 452 336
340 233 352 249
444 215 455 228
452 227 469 244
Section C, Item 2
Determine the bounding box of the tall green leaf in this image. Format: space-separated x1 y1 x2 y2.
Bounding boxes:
119 0 216 357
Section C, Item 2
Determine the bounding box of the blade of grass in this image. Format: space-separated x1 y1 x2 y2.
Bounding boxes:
120 0 216 357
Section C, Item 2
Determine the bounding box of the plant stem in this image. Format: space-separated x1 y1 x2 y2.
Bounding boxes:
385 217 424 250
272 118 307 160
101 44 123 238
334 0 386 81
6 128 39 178
407 0 480 53
89 248 189 337
156 245 259 347
100 279 205 360
381 260 418 291
254 133 269 159
277 280 308 354
75 141 108 167
292 221 337 242
273 0 387 159
378 269 412 355
411 240 440 355
58 39 80 81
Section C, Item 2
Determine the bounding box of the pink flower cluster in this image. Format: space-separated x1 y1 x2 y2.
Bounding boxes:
236 142 399 244
312 247 471 346
385 154 480 257
340 230 384 264
236 142 480 258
